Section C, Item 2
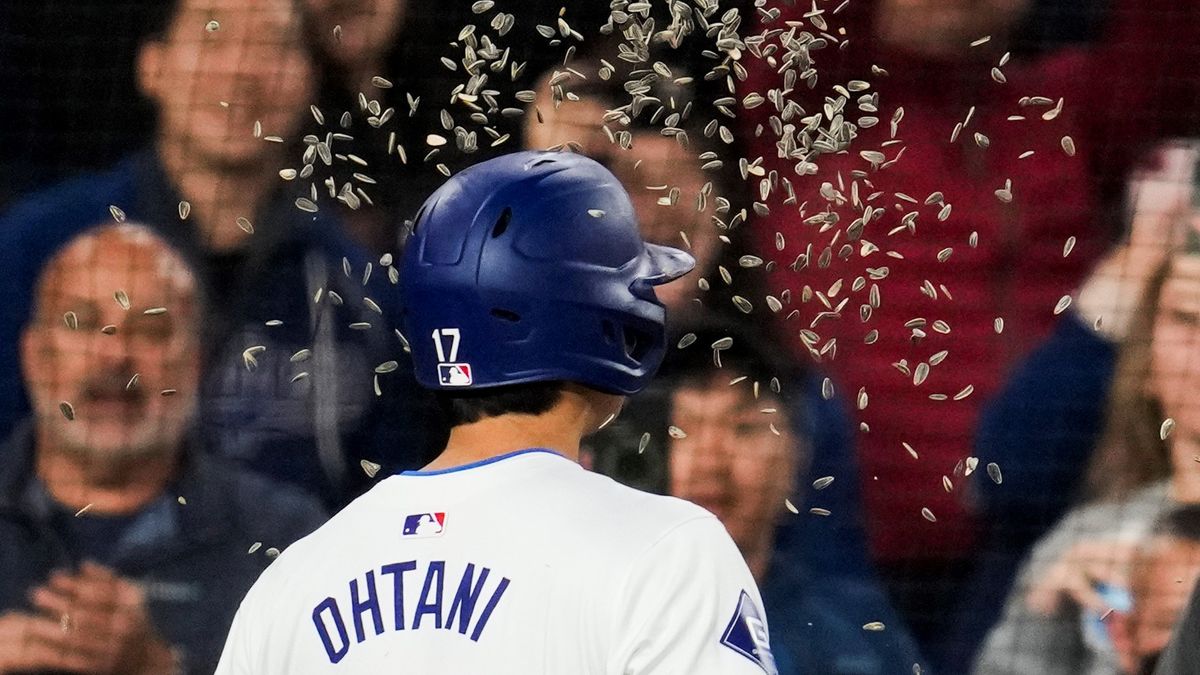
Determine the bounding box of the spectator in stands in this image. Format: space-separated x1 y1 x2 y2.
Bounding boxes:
949 140 1200 663
522 56 742 319
0 0 445 510
590 319 924 674
300 0 427 253
742 0 1200 662
973 245 1200 674
0 224 326 674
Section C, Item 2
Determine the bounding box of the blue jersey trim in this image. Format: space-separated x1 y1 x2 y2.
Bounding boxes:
399 448 565 476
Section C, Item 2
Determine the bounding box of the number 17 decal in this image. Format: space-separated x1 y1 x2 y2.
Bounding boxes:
432 328 461 363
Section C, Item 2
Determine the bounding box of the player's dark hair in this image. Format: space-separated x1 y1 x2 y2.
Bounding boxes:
436 381 566 427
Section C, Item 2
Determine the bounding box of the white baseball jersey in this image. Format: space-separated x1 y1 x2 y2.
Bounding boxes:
214 448 778 674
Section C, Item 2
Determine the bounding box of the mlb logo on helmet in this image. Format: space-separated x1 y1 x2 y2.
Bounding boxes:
438 363 473 386
720 590 778 674
401 512 446 538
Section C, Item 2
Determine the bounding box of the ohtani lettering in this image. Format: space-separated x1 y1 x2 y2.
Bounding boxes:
312 559 511 664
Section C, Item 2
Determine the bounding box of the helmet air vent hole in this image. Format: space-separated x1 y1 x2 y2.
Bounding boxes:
490 308 521 322
623 326 652 361
491 207 513 238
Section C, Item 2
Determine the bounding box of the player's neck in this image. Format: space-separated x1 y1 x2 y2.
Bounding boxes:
428 414 584 470
424 394 599 471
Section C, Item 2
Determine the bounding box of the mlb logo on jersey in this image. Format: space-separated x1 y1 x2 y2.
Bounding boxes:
401 512 446 537
720 590 778 674
438 363 473 386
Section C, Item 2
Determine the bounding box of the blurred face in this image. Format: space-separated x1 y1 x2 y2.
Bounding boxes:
1150 257 1200 472
21 227 203 461
305 0 406 69
668 373 800 555
874 0 1032 58
138 0 315 168
1120 536 1200 673
524 86 719 313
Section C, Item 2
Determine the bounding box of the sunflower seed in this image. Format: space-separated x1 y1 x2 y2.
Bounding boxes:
1162 418 1176 440
361 459 382 477
785 499 799 515
733 296 753 313
375 361 399 374
953 385 974 400
371 76 393 89
913 362 930 386
587 209 605 218
265 547 280 559
59 401 75 421
178 201 190 220
143 307 167 316
990 68 1006 84
711 337 734 350
236 217 253 234
638 432 651 454
63 311 78 330
822 377 834 400
161 389 177 396
970 35 991 47
677 333 696 349
205 19 220 31
987 462 1003 484
114 290 130 310
75 503 94 517
921 507 937 522
943 475 954 492
810 508 831 517
863 621 886 631
101 324 117 335
965 457 979 476
903 442 918 459
1061 135 1076 156
668 425 687 439
1054 295 1072 315
857 387 868 410
295 198 318 213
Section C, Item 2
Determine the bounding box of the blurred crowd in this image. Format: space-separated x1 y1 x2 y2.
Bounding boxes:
0 0 1198 673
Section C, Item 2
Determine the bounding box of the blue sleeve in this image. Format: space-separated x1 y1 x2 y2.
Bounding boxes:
792 372 874 580
973 310 1117 525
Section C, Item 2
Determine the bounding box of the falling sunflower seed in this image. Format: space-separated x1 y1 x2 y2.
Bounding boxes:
114 290 130 310
638 432 651 455
1162 418 1176 440
987 462 1003 484
205 20 220 31
668 425 687 439
1054 295 1072 315
813 476 835 490
1061 136 1076 157
59 401 75 421
374 360 399 374
784 499 799 514
921 507 937 522
863 621 886 631
810 508 831 517
109 205 126 223
63 311 78 330
361 459 382 477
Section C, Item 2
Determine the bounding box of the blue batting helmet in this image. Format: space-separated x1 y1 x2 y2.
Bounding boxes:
400 150 695 395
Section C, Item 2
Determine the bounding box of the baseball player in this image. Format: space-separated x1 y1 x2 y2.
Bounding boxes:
214 150 779 674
